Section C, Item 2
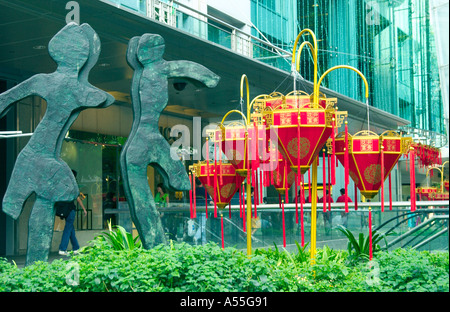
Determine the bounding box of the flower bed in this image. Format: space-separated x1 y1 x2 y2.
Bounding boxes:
0 236 448 292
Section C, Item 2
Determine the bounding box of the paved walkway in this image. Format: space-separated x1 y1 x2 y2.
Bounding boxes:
3 252 71 268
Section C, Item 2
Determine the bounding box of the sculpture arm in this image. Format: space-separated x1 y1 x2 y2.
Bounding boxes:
0 75 45 119
167 61 220 88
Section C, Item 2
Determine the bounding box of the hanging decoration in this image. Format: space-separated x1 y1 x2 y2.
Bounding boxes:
332 130 412 203
412 143 442 169
185 27 433 260
190 161 245 210
419 162 450 201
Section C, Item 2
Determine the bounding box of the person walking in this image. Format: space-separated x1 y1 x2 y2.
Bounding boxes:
336 188 352 227
58 170 87 256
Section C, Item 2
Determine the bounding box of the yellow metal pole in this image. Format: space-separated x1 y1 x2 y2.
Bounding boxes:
292 29 318 104
246 170 252 256
240 74 252 257
292 30 319 261
442 161 449 193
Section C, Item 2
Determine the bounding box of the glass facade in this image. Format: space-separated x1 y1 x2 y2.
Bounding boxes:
250 0 446 136
106 0 446 136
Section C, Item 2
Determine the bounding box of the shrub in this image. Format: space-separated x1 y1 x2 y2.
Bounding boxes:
0 235 448 292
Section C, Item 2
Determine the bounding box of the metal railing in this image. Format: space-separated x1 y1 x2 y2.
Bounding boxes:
104 0 293 71
154 200 449 252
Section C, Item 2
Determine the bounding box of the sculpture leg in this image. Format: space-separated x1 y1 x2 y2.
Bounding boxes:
26 197 55 266
126 162 166 249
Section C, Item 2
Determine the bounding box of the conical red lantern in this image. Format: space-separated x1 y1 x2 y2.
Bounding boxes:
214 121 268 176
214 124 248 177
332 130 412 200
270 152 296 196
262 93 339 175
191 161 246 209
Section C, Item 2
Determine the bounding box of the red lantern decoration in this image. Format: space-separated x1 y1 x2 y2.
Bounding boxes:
258 93 341 175
434 193 449 201
416 187 437 200
191 161 246 210
413 143 442 168
332 130 412 201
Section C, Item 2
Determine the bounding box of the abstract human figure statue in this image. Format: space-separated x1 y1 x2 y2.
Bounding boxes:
121 34 220 249
0 23 114 265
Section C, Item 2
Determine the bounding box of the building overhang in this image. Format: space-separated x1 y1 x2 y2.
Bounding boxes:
0 0 410 134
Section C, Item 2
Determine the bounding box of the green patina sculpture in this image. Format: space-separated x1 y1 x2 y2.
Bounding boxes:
0 23 114 265
121 34 220 248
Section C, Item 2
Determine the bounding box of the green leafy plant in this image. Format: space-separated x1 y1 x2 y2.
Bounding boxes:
98 221 142 251
337 225 387 260
294 241 310 263
0 230 448 292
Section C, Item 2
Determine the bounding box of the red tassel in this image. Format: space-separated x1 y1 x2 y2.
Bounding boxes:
300 175 305 247
214 152 218 218
323 149 327 212
246 133 250 183
221 213 224 249
254 122 260 169
219 148 223 185
239 183 243 218
270 148 274 185
328 153 332 211
189 173 193 219
368 207 373 260
243 199 246 232
282 199 286 248
297 114 301 178
205 188 208 219
344 120 349 213
253 170 258 218
284 160 288 204
331 116 336 185
193 172 197 218
354 183 358 211
206 138 210 186
308 170 312 202
410 148 416 212
295 174 299 224
259 170 263 204
388 173 393 211
381 145 385 212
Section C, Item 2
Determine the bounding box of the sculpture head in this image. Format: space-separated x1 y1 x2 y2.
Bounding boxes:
137 34 165 65
126 36 141 70
48 23 89 71
79 23 101 80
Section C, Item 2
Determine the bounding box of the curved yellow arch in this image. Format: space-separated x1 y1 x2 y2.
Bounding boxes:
317 65 369 101
240 74 250 124
220 109 248 126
